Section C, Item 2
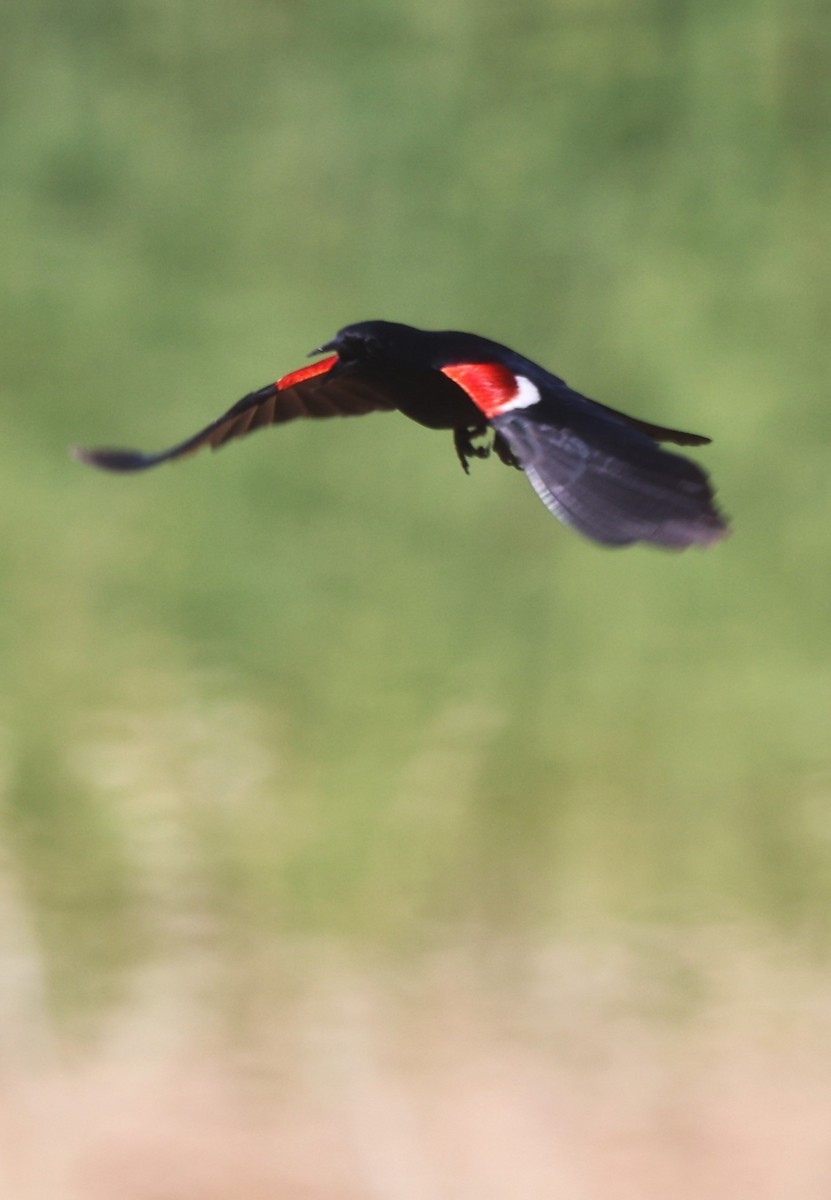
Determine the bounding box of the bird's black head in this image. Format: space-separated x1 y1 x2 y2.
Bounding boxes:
311 320 431 366
311 319 525 374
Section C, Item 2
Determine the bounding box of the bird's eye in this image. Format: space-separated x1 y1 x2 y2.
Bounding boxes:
343 332 379 360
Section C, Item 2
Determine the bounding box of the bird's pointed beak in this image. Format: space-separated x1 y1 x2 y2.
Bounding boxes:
308 339 337 358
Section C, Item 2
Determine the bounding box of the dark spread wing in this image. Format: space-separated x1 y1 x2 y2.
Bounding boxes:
492 405 728 549
72 355 398 472
582 397 711 446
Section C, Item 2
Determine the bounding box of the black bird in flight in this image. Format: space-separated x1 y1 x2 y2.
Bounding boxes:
74 319 728 549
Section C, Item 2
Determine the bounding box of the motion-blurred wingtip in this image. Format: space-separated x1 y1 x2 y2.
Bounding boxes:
695 513 732 548
70 444 151 472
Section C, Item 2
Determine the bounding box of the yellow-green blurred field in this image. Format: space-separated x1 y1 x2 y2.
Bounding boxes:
2 1 831 1195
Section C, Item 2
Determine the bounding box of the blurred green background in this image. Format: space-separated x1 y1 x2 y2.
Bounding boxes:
2 0 831 1022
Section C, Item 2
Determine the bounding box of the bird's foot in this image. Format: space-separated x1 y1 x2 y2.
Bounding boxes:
493 431 521 469
454 426 492 474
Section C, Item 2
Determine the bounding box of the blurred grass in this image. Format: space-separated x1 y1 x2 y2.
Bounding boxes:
1 0 831 1016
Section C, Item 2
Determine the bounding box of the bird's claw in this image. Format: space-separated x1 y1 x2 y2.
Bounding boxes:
454 426 492 474
494 431 521 469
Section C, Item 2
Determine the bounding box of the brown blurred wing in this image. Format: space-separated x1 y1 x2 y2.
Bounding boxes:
72 355 398 472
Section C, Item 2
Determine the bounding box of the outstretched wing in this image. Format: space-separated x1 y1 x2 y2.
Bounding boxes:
493 405 728 549
581 397 711 447
438 361 727 549
72 355 398 472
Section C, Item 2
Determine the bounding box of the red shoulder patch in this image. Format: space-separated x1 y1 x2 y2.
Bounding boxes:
441 362 540 418
441 363 516 417
276 354 339 392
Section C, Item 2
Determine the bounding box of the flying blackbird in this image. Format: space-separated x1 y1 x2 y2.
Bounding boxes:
73 319 728 549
